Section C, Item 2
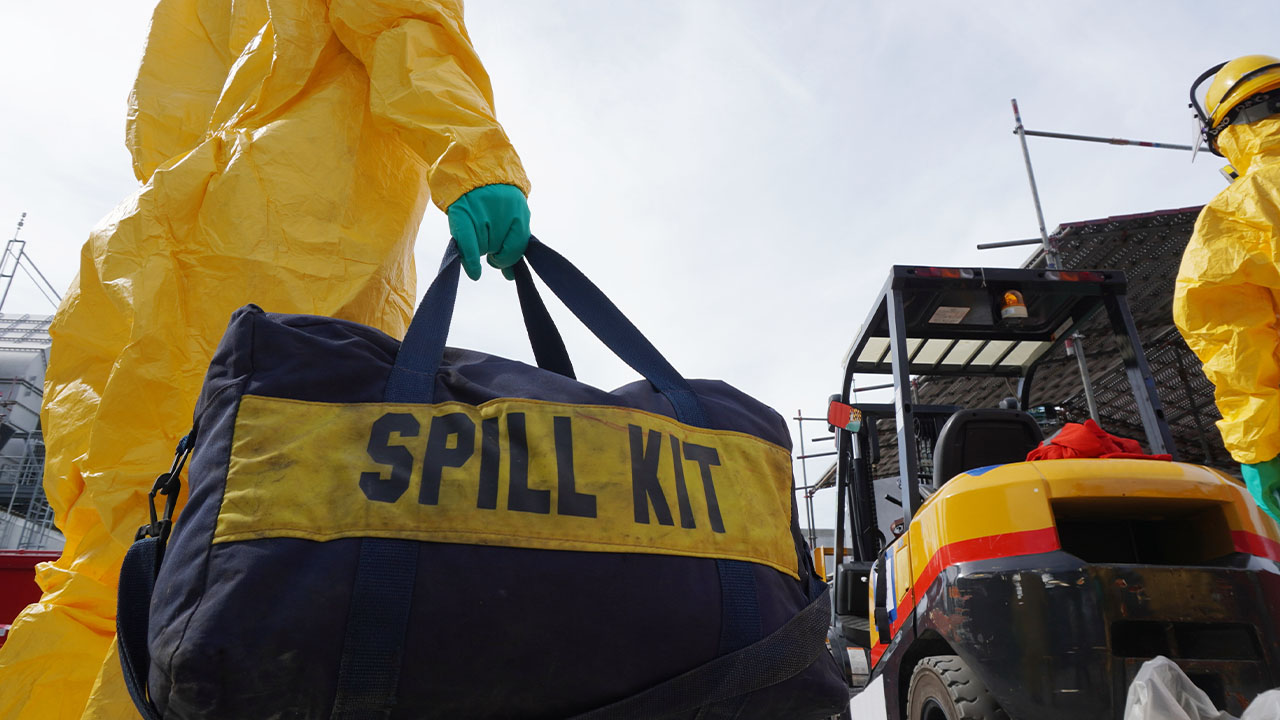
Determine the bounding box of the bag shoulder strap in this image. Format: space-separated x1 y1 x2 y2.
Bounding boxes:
117 535 165 720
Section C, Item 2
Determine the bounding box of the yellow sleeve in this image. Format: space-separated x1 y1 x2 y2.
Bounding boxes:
328 0 530 210
1174 200 1280 464
126 0 238 183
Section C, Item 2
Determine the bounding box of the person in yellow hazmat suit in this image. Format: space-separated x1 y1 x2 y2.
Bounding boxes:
1175 54 1280 526
0 1 531 717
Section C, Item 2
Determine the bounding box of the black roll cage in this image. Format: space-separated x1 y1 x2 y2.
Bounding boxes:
831 265 1177 567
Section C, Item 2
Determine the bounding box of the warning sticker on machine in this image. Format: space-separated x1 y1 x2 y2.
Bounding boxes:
929 306 969 324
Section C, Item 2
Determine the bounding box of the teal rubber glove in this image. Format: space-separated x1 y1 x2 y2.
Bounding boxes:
1241 457 1280 525
446 184 531 280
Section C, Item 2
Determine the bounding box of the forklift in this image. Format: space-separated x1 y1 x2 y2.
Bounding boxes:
823 265 1280 719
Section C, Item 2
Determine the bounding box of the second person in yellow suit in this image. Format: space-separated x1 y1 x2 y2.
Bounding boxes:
0 1 530 717
1176 54 1280 525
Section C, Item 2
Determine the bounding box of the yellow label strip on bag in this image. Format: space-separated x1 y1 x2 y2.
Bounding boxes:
216 395 800 578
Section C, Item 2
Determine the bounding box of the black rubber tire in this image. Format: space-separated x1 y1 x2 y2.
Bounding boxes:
906 655 1009 720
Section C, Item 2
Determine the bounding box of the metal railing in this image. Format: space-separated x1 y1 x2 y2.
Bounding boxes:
0 444 59 550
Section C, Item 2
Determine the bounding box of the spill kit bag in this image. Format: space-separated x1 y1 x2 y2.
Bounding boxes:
115 239 849 719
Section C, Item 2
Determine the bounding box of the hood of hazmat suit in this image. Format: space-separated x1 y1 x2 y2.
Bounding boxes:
1175 116 1280 465
0 1 528 718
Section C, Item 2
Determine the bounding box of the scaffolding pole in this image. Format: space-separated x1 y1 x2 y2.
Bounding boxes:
1011 99 1101 423
1011 100 1058 269
794 411 818 550
1016 128 1208 153
0 213 63 314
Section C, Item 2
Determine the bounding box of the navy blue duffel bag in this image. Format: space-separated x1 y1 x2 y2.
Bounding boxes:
117 239 850 719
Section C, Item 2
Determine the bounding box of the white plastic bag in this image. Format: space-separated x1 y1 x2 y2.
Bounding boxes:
1123 656 1236 720
1242 690 1280 720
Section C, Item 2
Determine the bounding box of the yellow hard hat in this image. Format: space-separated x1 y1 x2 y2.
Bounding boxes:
1190 55 1280 156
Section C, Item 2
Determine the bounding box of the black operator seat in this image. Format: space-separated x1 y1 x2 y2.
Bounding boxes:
930 408 1044 490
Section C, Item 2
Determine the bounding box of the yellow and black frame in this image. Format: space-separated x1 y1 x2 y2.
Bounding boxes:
826 266 1280 719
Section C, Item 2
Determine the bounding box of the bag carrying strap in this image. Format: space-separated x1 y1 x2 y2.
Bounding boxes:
118 536 165 720
386 238 708 426
119 430 196 720
569 589 834 720
385 245 575 384
512 259 575 380
330 537 420 720
520 240 708 425
513 243 762 715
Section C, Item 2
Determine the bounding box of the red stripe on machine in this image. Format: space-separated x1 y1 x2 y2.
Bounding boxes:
1232 530 1280 561
908 527 1061 617
889 594 910 636
873 526 1060 665
870 642 887 667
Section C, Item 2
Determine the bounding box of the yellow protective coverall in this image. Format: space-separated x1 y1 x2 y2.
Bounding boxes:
0 1 528 717
1175 116 1280 465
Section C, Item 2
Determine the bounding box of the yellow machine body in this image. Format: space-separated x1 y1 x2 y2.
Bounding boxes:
867 458 1280 659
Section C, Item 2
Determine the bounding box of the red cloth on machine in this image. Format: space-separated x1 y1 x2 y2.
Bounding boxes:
1026 419 1173 462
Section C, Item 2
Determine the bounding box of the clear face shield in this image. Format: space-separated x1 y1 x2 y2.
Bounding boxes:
1189 61 1228 162
1190 60 1280 160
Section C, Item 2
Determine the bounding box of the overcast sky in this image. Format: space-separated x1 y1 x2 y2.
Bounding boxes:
3 1 1280 541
